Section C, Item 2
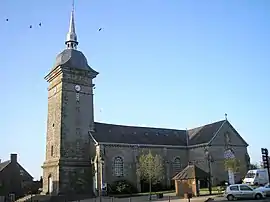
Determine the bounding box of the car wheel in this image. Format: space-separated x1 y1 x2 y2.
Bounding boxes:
227 195 234 201
255 193 262 200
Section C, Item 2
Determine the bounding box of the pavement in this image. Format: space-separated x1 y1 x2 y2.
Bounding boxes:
73 195 270 202
73 194 224 202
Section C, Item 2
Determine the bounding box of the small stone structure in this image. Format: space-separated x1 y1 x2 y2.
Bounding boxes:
173 165 209 197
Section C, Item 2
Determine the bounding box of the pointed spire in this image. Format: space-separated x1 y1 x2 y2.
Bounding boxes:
65 0 78 49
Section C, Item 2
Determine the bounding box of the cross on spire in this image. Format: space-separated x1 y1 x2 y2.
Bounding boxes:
65 0 78 49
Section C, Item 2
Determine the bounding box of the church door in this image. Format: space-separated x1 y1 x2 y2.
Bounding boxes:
48 175 53 194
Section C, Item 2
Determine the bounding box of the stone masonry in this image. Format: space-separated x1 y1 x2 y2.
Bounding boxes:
42 66 98 195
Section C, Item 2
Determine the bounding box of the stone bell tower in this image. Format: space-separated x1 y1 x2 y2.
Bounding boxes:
42 1 98 195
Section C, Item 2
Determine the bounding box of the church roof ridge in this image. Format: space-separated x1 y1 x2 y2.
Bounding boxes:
187 119 226 131
94 121 185 131
94 119 227 132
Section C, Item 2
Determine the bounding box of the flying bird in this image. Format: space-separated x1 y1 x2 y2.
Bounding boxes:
6 19 8 22
98 28 103 32
39 23 42 27
29 25 32 29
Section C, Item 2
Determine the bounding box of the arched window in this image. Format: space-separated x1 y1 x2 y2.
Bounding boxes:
113 157 124 177
173 157 181 173
48 174 53 194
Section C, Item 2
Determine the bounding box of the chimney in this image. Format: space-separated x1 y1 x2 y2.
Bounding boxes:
10 154 17 163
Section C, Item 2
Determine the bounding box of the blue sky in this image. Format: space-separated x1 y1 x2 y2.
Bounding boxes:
1 0 270 179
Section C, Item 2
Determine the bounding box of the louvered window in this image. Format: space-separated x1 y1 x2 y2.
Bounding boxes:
113 157 124 177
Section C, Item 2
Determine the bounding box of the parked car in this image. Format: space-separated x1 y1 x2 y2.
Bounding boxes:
255 183 270 196
224 184 266 200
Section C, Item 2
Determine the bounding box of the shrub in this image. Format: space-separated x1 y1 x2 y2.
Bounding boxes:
140 180 165 193
108 180 138 195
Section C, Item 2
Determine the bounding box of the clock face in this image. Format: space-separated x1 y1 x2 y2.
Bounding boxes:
75 85 81 92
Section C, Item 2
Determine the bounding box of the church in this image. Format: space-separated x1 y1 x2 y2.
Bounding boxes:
41 5 250 196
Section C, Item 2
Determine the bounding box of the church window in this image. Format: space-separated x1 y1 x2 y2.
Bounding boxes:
173 157 181 173
51 146 54 157
113 157 124 177
76 141 80 153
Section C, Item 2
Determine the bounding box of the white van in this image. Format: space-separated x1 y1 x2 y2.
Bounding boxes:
243 169 269 186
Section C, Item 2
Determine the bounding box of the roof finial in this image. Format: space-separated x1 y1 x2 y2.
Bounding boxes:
65 0 78 49
225 113 228 121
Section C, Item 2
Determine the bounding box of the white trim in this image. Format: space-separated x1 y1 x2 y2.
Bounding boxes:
209 144 246 147
112 156 124 177
112 155 125 161
95 141 209 149
173 156 181 162
172 156 182 173
88 131 98 145
207 120 227 145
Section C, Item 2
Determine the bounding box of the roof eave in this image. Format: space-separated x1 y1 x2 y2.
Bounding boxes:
94 141 188 148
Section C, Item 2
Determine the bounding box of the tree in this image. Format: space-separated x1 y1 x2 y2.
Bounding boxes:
137 150 164 200
224 158 241 172
249 163 260 169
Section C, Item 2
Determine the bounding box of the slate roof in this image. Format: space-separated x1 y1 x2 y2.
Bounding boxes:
92 119 228 146
93 122 188 146
0 160 33 180
53 49 98 76
187 120 225 145
0 160 11 172
172 165 209 180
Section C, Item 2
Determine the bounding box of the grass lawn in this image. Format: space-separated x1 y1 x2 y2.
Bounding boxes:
110 190 175 198
111 187 226 198
112 187 224 198
200 187 225 195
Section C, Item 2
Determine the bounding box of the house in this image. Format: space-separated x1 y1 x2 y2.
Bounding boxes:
0 154 33 199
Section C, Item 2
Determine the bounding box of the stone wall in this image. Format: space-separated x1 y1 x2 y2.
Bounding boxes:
42 67 96 195
102 144 188 190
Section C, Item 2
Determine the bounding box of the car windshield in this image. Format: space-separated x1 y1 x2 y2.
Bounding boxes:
245 172 256 178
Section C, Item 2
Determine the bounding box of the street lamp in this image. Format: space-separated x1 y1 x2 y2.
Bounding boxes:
204 148 212 195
